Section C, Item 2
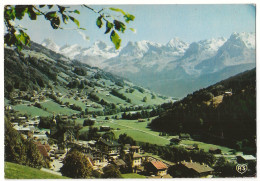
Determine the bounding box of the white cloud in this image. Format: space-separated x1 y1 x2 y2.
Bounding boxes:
77 30 90 41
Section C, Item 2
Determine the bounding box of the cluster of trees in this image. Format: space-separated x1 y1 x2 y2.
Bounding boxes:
132 86 145 93
5 118 49 168
110 89 131 103
73 67 87 76
150 69 256 154
61 149 122 178
88 93 100 102
121 108 164 120
79 127 101 141
83 119 95 126
140 142 215 166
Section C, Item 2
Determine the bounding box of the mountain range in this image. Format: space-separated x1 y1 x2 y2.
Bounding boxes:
41 32 255 98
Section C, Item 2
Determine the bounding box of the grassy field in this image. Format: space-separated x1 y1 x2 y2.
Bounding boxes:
4 162 68 179
121 173 146 178
80 118 171 146
13 104 52 117
180 139 232 153
118 88 167 106
40 101 79 115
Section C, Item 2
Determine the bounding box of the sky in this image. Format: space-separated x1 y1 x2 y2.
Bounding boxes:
13 4 256 49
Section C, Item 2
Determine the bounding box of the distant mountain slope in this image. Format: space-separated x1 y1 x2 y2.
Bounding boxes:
150 68 256 153
4 42 170 113
42 32 255 98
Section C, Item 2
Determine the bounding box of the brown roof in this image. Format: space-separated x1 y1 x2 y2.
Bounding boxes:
131 146 140 149
113 159 126 167
181 161 214 173
209 147 221 151
44 144 51 151
37 145 49 157
151 161 168 170
133 152 142 158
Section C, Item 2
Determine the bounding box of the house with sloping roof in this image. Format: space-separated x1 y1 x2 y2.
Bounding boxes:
237 155 256 163
96 138 121 158
130 146 141 153
112 159 127 172
132 152 143 167
146 160 168 176
36 144 50 159
176 160 214 178
209 147 222 154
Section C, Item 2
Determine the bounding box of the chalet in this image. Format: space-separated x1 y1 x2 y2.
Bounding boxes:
209 147 222 154
86 151 108 167
132 152 143 168
224 91 232 96
4 105 12 111
179 133 190 140
138 119 145 122
100 126 111 131
185 145 196 151
112 159 127 172
96 138 121 159
36 143 50 159
123 144 131 154
170 137 181 144
237 155 256 164
146 160 168 176
71 116 77 120
176 161 214 178
61 115 68 121
130 146 141 153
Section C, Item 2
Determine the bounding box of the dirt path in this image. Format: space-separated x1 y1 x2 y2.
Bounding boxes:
40 168 62 176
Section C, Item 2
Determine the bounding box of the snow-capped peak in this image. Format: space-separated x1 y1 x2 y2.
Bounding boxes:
41 38 60 53
166 38 189 52
229 32 255 49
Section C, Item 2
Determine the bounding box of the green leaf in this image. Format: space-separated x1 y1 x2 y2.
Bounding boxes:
15 5 28 20
129 28 136 33
74 10 80 14
27 6 37 20
113 20 126 33
109 7 126 15
62 14 69 24
96 16 103 28
110 30 121 50
50 17 60 29
18 30 30 46
79 27 86 30
58 5 66 14
5 7 16 20
105 21 113 34
124 14 135 23
46 11 57 19
69 16 80 28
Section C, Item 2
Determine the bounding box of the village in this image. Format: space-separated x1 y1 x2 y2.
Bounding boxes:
5 86 256 178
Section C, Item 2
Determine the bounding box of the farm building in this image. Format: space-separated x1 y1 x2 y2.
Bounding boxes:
96 138 121 158
145 160 168 176
209 147 222 154
132 152 143 167
237 155 256 163
179 133 190 140
100 126 111 131
175 160 214 178
112 159 127 172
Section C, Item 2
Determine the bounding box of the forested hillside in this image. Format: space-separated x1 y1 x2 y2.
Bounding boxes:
150 69 256 154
